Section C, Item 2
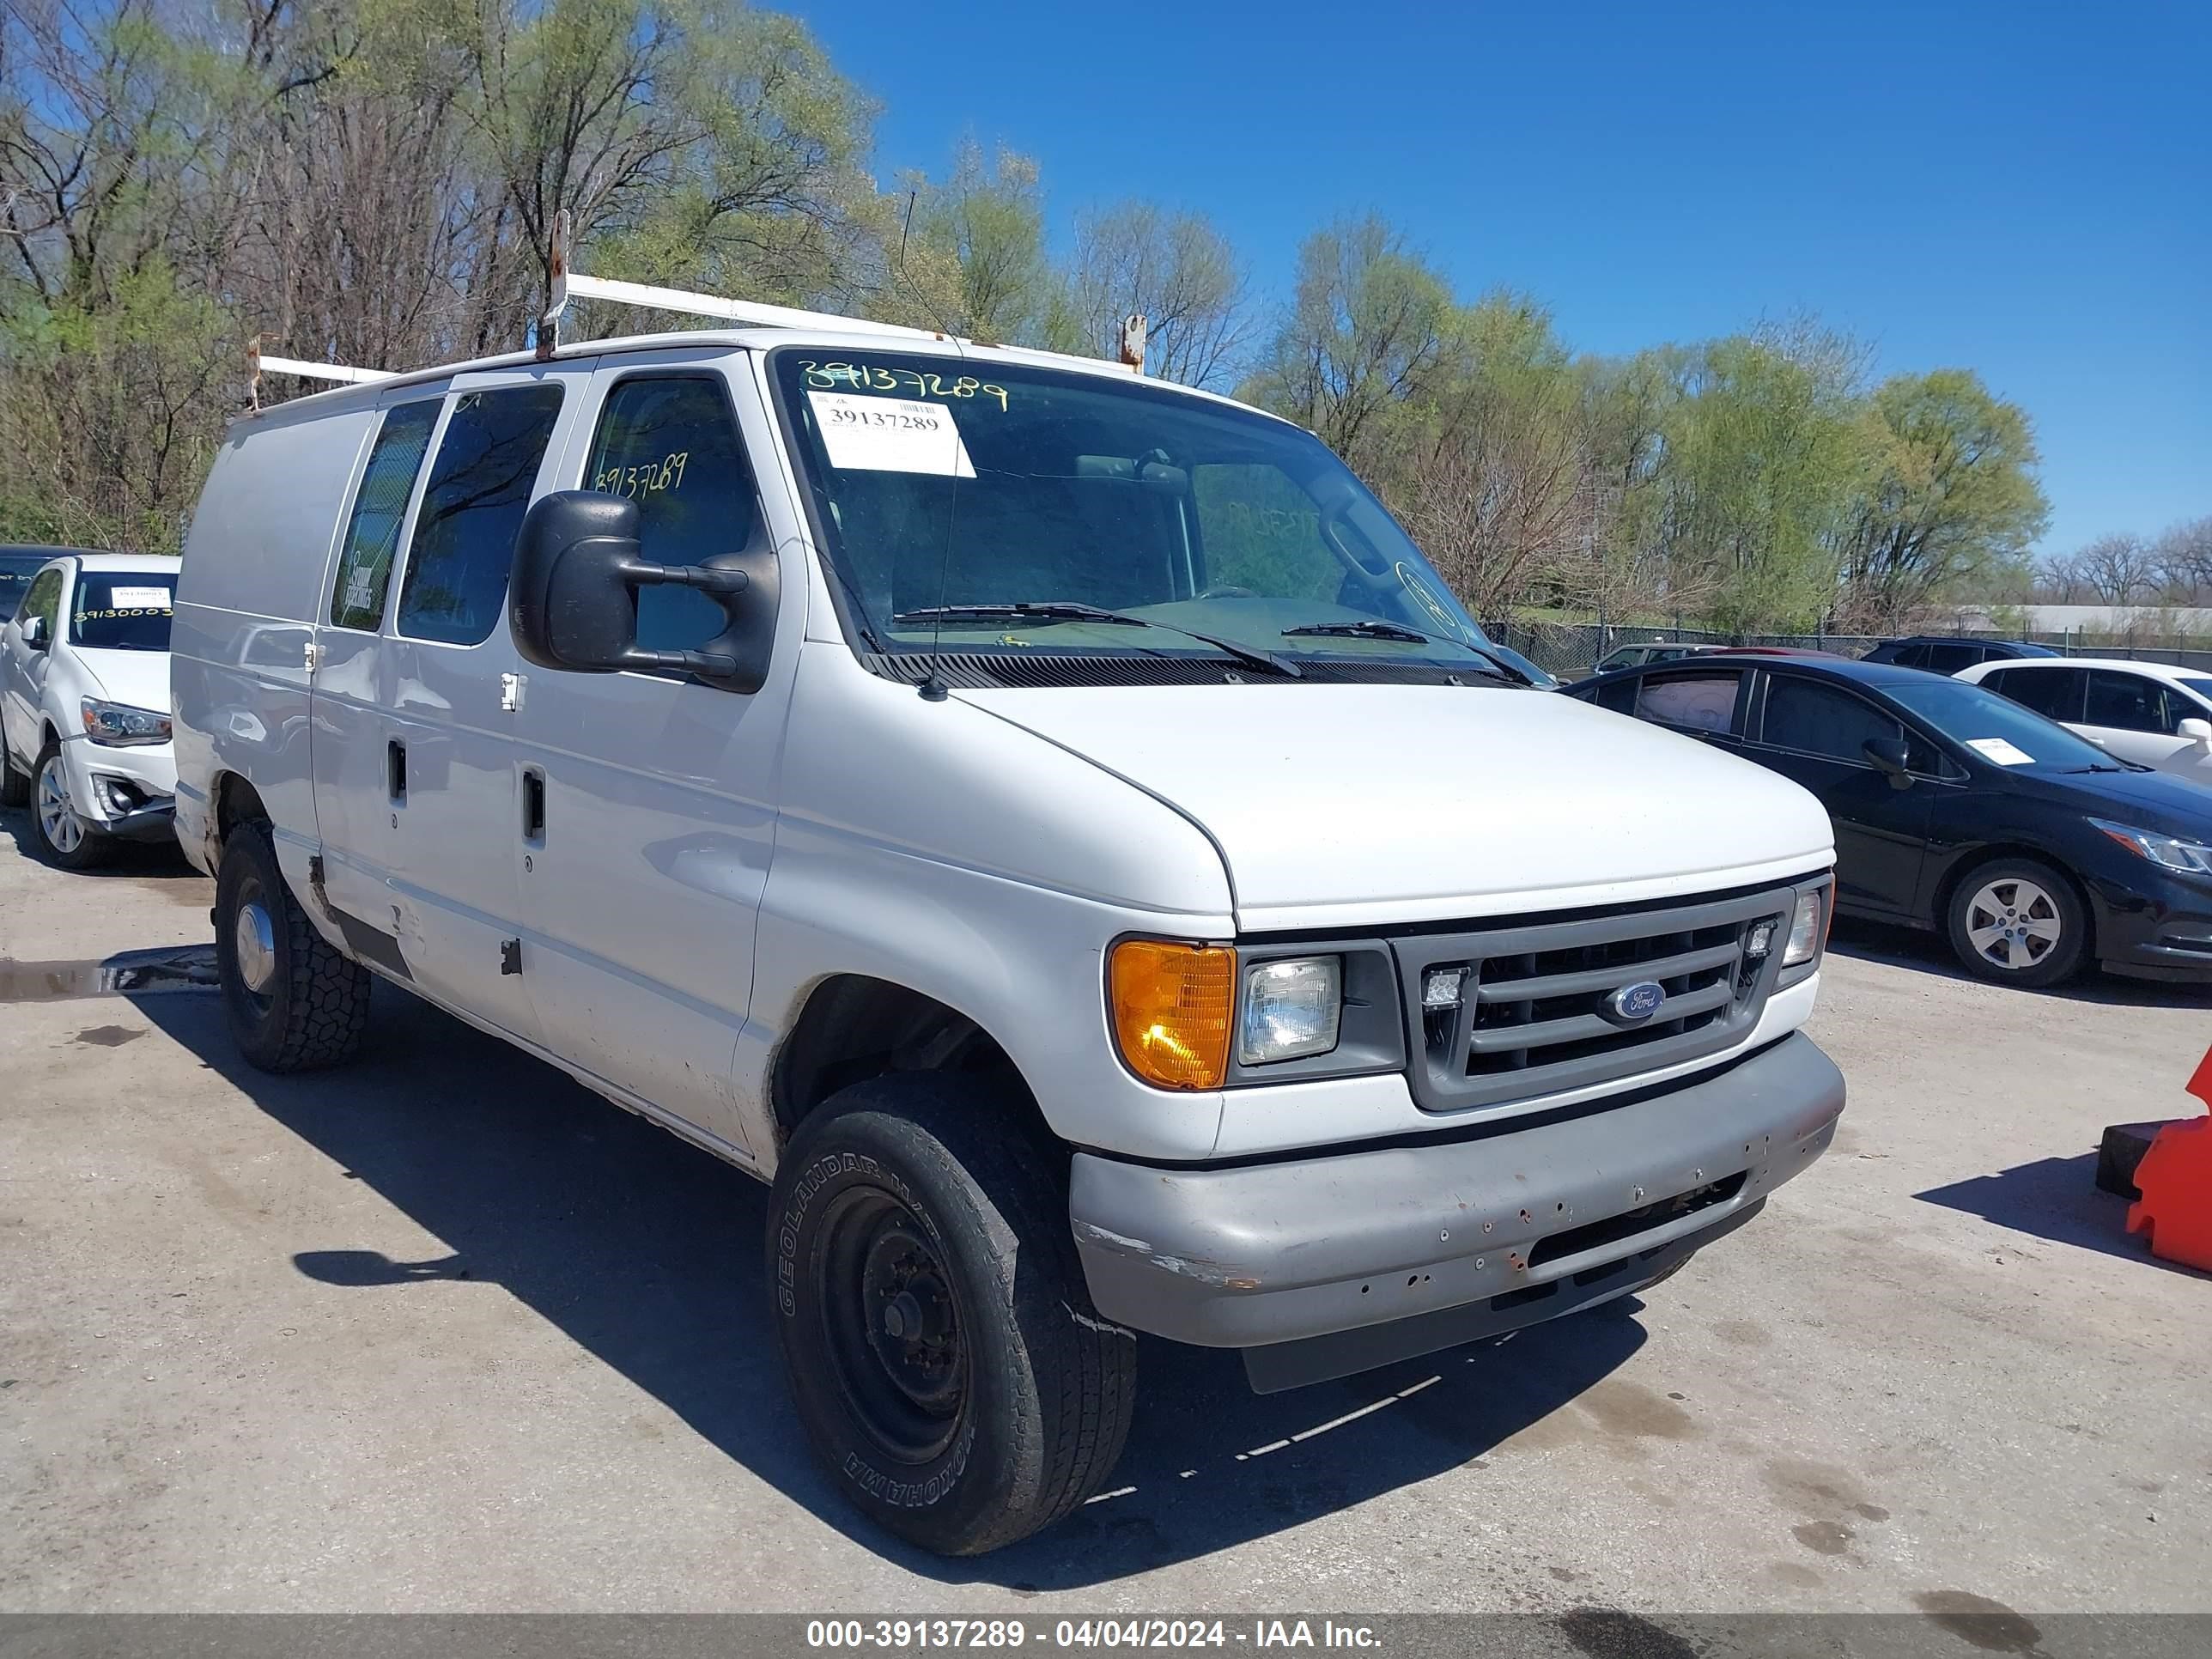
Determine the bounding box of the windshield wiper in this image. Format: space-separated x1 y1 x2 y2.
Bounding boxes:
895 603 1146 627
1280 618 1529 684
893 603 1304 678
1282 619 1431 642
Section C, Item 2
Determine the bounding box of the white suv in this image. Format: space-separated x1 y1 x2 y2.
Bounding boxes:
1959 655 2212 783
1 551 182 867
170 295 1844 1554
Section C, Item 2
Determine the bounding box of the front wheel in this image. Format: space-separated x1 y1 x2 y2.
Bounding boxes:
31 741 109 869
214 823 372 1071
768 1075 1136 1556
1945 857 2086 988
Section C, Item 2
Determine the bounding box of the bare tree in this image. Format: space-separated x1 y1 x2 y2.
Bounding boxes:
2153 515 2212 602
2073 532 2159 605
1057 201 1252 388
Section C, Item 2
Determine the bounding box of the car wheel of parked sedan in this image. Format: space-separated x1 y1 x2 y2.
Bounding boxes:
215 822 372 1072
30 740 110 869
1945 858 2086 988
768 1073 1137 1556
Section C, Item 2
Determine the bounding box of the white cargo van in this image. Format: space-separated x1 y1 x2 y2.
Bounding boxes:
173 266 1844 1555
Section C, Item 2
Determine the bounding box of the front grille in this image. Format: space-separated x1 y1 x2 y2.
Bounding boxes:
1398 884 1799 1115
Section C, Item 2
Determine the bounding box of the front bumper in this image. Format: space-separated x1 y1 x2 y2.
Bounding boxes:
2087 866 2212 981
62 735 178 840
1069 1032 1844 1392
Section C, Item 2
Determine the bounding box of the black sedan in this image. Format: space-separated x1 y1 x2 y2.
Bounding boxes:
1567 653 2212 987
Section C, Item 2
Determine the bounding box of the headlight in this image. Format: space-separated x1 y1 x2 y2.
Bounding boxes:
1237 956 1342 1065
2092 818 2212 877
1783 889 1826 967
1109 939 1234 1090
80 698 171 747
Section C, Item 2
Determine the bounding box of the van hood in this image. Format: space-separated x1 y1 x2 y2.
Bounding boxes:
71 647 172 714
957 684 1835 931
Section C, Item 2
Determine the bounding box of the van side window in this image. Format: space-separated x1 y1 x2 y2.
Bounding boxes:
396 385 565 646
330 400 441 631
584 376 759 653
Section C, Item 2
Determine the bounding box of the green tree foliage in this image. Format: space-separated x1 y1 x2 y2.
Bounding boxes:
892 138 1049 343
1836 369 2050 627
2 10 2090 629
1656 336 1870 632
1242 216 1454 464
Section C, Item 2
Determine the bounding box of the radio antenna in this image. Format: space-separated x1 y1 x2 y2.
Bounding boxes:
891 188 969 704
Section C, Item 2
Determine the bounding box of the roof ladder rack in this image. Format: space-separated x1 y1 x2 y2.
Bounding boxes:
247 336 394 410
532 209 1140 373
536 209 950 359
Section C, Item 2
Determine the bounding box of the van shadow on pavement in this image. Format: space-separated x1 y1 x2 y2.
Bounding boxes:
130 985 1646 1589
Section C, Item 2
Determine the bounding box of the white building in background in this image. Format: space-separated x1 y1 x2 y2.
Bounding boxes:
1947 604 2212 640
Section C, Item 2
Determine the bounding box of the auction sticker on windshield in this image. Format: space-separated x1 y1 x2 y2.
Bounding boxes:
810 392 976 477
109 586 173 611
1966 737 2034 765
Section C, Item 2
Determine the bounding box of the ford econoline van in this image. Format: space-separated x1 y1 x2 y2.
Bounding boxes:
173 274 1844 1556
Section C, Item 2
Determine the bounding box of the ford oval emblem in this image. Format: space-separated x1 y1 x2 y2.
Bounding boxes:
1607 980 1668 1024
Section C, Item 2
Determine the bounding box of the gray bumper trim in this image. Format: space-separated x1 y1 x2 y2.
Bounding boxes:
100 801 178 842
1068 1032 1844 1389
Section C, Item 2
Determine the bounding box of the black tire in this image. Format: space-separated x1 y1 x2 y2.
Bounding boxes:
29 739 111 869
768 1074 1137 1556
1944 855 2087 988
0 738 27 809
214 822 371 1072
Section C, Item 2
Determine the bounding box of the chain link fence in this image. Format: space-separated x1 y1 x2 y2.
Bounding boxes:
1480 620 2212 682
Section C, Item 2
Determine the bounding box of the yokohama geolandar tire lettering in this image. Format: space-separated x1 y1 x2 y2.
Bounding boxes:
215 823 371 1073
767 1074 1136 1555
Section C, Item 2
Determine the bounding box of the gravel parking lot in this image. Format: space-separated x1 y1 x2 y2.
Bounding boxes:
2 807 2208 1620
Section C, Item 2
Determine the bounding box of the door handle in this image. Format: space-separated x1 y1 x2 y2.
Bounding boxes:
521 767 545 842
387 739 407 803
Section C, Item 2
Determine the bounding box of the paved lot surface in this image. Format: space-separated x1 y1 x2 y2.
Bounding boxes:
2 806 2208 1619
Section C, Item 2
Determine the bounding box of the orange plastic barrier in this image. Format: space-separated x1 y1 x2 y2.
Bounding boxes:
2128 1051 2212 1272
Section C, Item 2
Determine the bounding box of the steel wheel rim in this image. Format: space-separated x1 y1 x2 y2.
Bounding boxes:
36 757 83 853
817 1187 969 1465
1965 877 2063 971
226 874 276 1016
233 898 277 994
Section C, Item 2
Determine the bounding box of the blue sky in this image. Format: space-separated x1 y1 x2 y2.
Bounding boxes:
799 0 2209 561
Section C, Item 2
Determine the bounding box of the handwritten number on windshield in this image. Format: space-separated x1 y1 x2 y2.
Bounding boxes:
800 361 1008 412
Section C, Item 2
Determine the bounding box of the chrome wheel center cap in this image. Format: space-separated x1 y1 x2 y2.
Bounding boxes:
234 902 276 994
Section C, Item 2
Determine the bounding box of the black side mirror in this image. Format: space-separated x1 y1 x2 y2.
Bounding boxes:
509 491 777 695
1863 737 1913 788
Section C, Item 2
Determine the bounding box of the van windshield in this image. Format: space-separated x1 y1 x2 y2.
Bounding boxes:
769 348 1497 683
70 572 175 651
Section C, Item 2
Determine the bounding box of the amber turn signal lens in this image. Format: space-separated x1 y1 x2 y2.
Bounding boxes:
1109 939 1235 1091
